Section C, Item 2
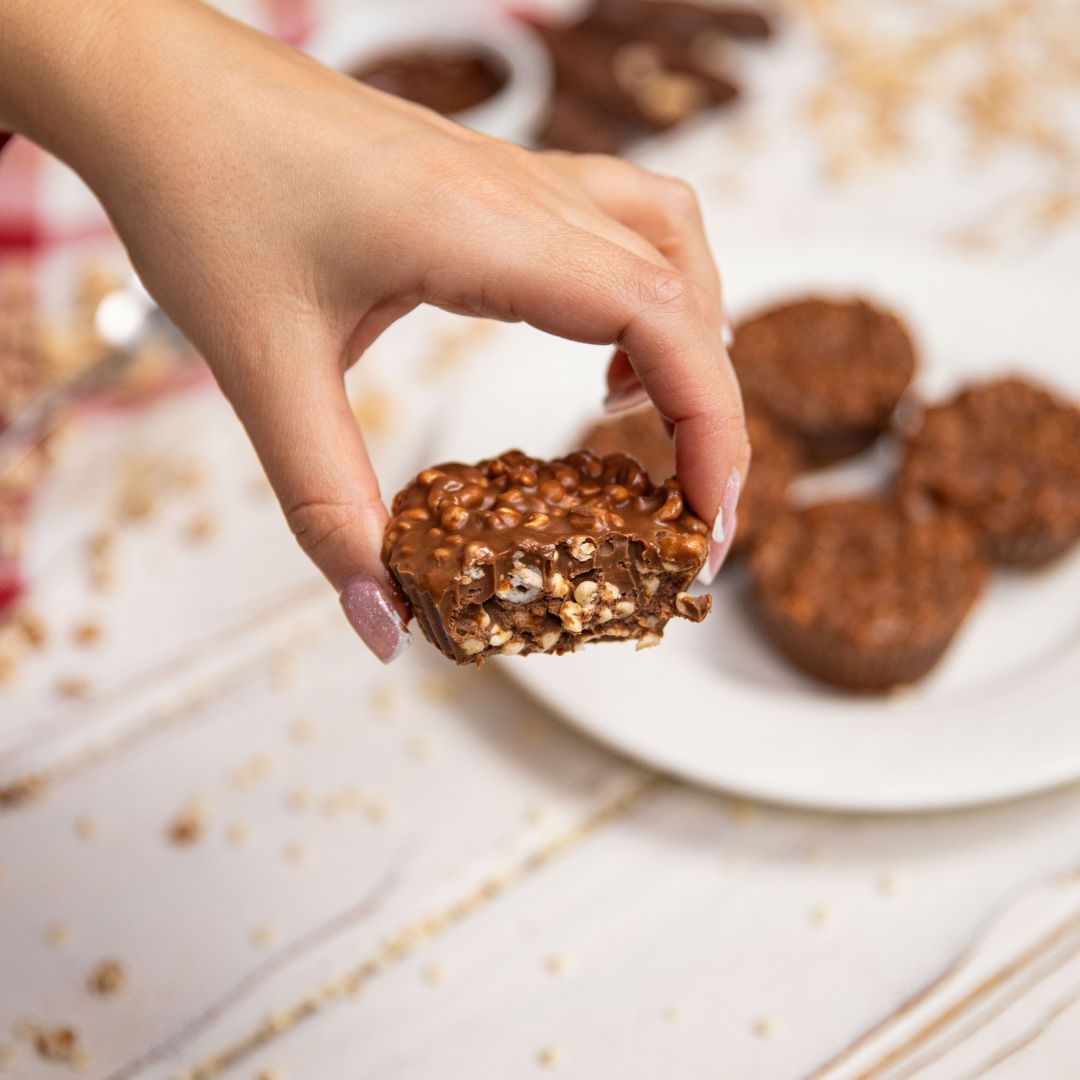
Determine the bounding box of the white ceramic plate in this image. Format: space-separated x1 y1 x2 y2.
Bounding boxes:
304 1 552 145
426 236 1080 812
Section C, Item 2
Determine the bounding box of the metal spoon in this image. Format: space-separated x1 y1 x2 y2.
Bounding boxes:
0 276 184 474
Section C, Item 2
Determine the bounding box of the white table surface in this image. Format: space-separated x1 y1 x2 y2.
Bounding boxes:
3 1 1080 1078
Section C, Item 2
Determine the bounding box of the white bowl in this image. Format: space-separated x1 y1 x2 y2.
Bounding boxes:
304 1 553 145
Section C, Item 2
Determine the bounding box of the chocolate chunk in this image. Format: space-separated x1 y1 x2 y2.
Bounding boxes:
901 376 1080 567
749 498 987 691
383 450 712 664
353 46 508 116
731 296 917 464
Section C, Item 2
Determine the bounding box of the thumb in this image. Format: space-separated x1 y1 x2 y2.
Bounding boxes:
216 343 410 664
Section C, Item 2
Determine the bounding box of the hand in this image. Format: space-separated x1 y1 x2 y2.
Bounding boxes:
1 0 748 662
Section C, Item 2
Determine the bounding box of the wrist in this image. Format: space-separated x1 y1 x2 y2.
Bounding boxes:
0 0 273 199
0 0 131 145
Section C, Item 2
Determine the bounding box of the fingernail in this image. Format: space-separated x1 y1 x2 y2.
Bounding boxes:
722 304 735 350
699 468 741 584
603 379 650 414
339 574 411 663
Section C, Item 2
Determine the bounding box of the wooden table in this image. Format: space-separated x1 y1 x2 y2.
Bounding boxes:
3 1 1080 1077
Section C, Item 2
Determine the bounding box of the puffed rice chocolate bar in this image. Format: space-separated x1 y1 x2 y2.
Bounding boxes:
383 449 712 664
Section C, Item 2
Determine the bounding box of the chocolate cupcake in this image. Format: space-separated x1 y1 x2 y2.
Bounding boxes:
580 404 674 485
580 404 801 557
749 498 987 692
901 376 1080 567
731 297 917 464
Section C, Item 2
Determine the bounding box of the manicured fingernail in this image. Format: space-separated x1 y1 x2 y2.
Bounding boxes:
339 574 411 663
722 304 735 350
699 468 741 584
603 379 650 414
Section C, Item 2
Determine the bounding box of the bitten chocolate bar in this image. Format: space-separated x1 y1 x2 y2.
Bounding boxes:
383 449 712 665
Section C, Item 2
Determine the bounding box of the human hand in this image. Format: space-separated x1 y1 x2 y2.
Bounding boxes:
1 0 748 662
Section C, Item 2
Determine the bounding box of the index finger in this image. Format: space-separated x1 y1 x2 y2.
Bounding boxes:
423 221 748 578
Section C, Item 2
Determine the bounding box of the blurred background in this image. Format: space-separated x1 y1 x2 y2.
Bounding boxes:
2 1 1080 1078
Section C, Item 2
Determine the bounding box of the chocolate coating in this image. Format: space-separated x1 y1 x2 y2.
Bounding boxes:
901 376 1080 567
383 449 712 664
732 296 917 464
749 498 987 691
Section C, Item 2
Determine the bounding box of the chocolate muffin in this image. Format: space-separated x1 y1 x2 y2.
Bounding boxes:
580 404 674 485
383 449 712 665
580 404 801 557
901 376 1080 567
731 297 917 464
749 498 987 691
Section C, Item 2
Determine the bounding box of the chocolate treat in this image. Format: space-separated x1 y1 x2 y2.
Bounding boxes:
353 46 508 117
536 20 737 136
383 449 712 664
749 498 987 692
736 411 802 554
731 297 917 464
532 0 770 152
580 405 674 485
591 0 774 43
901 377 1080 567
580 405 801 556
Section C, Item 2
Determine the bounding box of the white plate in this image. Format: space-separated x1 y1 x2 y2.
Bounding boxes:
426 236 1080 812
304 1 552 145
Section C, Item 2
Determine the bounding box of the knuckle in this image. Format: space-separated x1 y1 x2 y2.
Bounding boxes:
285 497 365 558
635 267 697 316
657 177 700 221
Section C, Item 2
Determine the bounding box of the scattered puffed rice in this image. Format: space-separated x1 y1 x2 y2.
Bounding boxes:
33 1026 81 1064
251 923 279 948
45 923 69 946
878 872 899 896
71 621 103 648
74 816 98 841
289 718 317 745
544 953 569 976
55 676 92 700
184 511 217 543
283 841 307 865
406 736 432 761
87 960 125 996
225 822 249 847
537 1045 560 1070
167 804 208 846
